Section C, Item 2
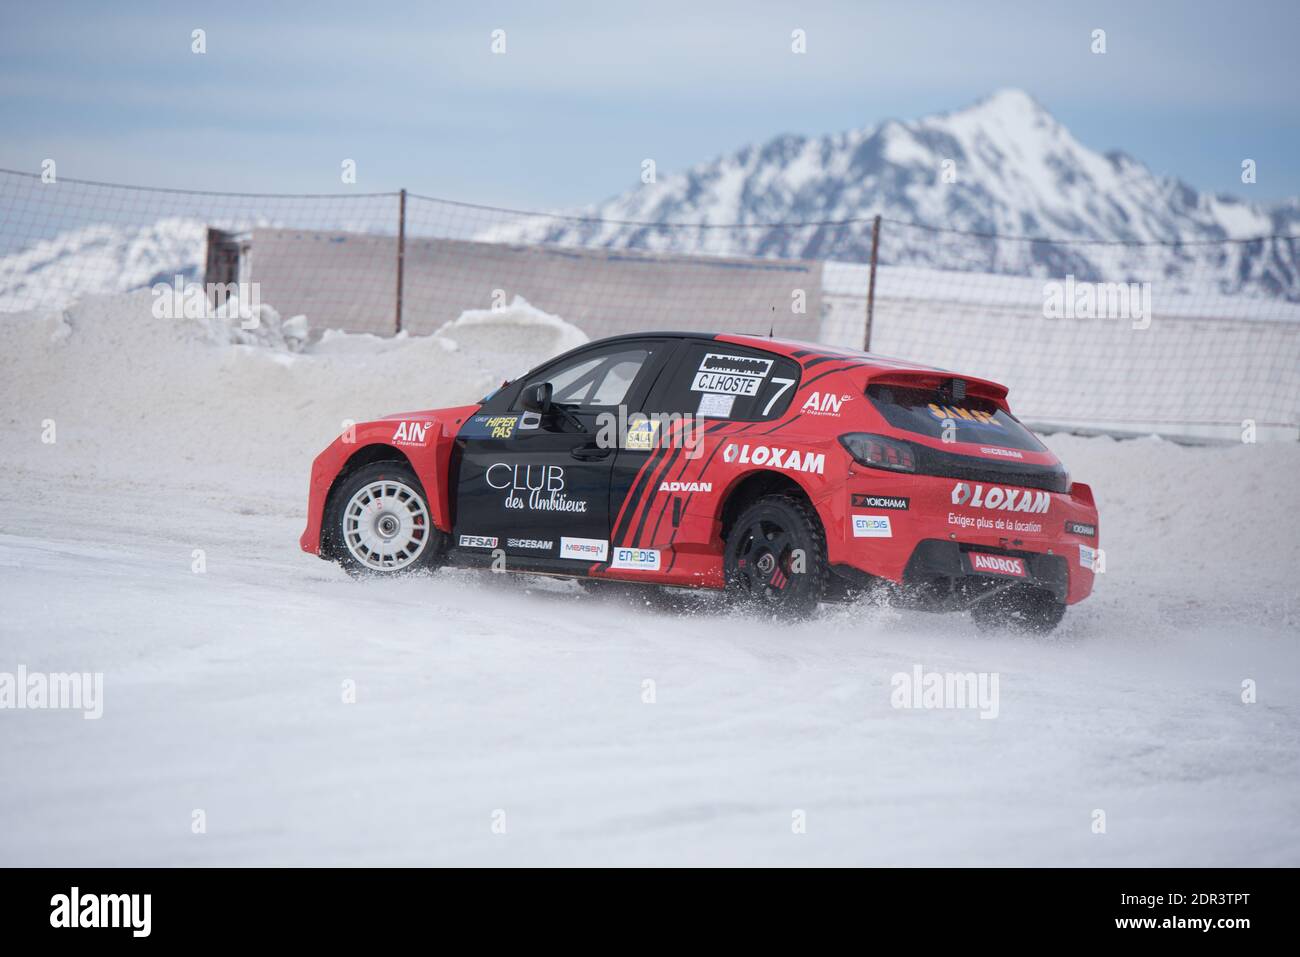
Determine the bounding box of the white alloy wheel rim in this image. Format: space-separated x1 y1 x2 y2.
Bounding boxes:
342 480 431 571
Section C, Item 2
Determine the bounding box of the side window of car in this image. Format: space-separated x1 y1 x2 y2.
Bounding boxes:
513 346 656 411
655 343 800 422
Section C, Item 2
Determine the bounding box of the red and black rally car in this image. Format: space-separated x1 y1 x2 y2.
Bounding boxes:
300 333 1100 631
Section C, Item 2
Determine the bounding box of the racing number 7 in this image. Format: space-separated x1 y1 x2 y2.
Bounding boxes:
763 377 796 416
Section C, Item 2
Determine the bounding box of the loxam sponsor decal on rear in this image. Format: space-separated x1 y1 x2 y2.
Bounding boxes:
392 421 429 446
951 482 1050 514
660 481 712 493
723 443 825 475
800 391 853 416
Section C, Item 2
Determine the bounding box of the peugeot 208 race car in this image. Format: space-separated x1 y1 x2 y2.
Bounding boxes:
300 333 1100 632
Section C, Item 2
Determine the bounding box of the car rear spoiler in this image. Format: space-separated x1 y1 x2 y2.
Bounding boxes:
865 370 1010 407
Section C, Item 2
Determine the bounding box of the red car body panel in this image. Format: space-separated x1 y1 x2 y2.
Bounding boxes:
301 334 1099 606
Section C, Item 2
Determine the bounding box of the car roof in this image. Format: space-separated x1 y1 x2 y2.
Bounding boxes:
581 330 956 376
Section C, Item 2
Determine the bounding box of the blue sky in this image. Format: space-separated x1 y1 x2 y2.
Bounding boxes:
1 0 1297 209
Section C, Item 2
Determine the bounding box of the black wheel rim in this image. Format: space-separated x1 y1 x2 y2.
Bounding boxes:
731 517 797 601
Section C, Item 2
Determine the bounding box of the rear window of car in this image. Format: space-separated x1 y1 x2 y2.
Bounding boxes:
867 384 1047 452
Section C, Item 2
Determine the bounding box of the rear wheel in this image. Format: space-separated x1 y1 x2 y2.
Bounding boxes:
724 493 827 618
325 462 446 577
970 585 1066 634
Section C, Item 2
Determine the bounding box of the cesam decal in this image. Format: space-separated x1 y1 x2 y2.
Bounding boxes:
560 537 608 561
392 421 429 446
969 553 1027 577
951 482 1050 514
611 547 661 570
723 443 825 475
507 538 553 550
660 481 712 493
851 493 909 510
801 392 852 416
851 515 892 538
690 352 773 395
458 534 498 549
979 446 1024 459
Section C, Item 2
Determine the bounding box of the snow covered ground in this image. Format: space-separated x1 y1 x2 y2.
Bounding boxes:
1 293 1297 866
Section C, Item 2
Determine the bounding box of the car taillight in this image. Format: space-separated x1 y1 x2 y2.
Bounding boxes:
838 433 916 473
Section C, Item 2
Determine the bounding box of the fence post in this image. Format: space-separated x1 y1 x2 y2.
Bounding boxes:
864 214 881 352
395 188 407 335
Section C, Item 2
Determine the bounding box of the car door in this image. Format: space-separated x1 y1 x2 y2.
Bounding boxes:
450 338 674 572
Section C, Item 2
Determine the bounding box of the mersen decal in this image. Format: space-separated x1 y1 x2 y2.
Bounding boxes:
851 493 908 510
979 446 1024 459
801 392 851 416
660 480 712 493
487 463 588 513
969 553 1026 577
851 515 892 538
1065 520 1097 538
625 418 661 451
610 547 661 570
507 538 553 550
927 404 1003 428
560 537 608 561
951 482 1050 514
723 443 825 475
392 421 430 446
458 534 498 548
691 352 773 396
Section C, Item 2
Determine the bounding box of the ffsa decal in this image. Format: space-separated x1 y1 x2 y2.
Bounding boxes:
723 443 825 475
392 421 429 446
691 353 773 396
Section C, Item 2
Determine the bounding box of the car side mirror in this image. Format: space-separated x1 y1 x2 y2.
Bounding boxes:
520 382 553 414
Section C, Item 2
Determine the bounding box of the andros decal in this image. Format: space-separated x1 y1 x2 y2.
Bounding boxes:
968 553 1027 577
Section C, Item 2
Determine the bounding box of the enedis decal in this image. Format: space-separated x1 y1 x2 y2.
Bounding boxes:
611 547 660 570
487 463 588 513
951 482 1049 514
928 404 1003 428
691 353 773 396
852 515 892 538
392 421 429 446
723 443 825 475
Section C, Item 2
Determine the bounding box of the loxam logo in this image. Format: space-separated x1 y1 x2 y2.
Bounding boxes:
800 391 852 416
951 482 1050 514
723 443 825 475
392 421 429 446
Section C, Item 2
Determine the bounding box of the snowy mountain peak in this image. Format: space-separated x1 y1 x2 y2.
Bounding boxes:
490 89 1299 299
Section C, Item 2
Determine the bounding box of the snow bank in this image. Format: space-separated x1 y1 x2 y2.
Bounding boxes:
0 291 585 492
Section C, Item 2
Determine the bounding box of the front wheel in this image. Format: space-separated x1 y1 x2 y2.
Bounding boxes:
724 493 828 618
325 462 446 577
